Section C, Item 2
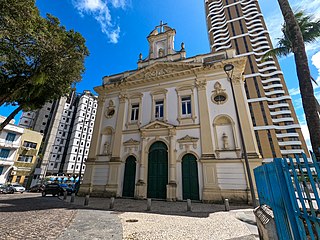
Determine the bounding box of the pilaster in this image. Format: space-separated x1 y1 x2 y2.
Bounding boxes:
167 128 177 201
232 74 260 158
196 77 215 158
111 93 127 161
135 133 147 199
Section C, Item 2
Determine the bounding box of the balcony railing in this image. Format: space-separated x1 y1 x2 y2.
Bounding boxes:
0 139 20 149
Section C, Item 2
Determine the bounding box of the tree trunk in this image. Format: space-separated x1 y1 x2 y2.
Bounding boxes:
278 0 320 158
0 105 23 131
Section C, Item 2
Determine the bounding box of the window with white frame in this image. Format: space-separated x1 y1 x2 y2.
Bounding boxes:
181 96 192 116
176 85 196 124
155 100 164 119
131 104 139 121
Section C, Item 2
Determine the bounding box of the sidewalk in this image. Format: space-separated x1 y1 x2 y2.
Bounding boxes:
59 196 259 240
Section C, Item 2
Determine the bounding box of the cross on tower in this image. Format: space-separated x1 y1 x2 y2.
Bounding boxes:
156 20 167 33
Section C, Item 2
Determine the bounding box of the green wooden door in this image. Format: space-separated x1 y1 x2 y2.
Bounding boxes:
147 142 168 199
182 154 199 200
122 156 136 198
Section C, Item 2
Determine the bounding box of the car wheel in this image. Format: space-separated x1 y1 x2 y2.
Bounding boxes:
42 191 46 197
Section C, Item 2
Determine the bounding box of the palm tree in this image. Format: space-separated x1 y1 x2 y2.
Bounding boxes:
264 11 320 59
263 11 320 114
264 2 320 158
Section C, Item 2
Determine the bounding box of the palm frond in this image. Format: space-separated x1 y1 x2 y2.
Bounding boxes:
262 47 291 61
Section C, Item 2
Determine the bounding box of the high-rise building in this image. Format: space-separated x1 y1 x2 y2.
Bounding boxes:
205 0 308 160
18 90 97 181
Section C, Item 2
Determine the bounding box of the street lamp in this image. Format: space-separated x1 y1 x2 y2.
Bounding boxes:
223 63 257 208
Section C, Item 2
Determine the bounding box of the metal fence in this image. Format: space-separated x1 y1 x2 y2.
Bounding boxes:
254 152 320 239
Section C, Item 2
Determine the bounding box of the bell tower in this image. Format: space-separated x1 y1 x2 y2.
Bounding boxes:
147 21 176 59
138 21 186 68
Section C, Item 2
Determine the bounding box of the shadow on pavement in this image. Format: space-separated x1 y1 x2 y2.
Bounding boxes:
0 193 252 218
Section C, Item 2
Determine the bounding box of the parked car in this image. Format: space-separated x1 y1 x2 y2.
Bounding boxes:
9 183 25 193
29 184 45 193
0 185 15 194
42 183 65 197
59 183 75 195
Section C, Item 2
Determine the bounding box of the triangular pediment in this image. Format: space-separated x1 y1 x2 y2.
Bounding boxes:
140 120 175 130
125 61 202 82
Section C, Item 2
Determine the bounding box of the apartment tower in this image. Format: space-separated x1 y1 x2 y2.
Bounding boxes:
19 90 97 179
205 0 308 159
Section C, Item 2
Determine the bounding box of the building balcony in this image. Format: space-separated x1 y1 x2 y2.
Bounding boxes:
0 139 20 149
17 147 38 156
0 159 14 166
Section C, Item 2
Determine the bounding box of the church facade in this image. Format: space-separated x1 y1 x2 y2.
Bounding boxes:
79 24 262 202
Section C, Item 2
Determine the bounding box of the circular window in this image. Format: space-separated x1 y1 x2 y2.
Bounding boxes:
212 93 227 105
214 95 226 102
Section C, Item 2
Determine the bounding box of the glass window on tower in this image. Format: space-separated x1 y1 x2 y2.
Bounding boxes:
0 149 10 159
5 133 16 142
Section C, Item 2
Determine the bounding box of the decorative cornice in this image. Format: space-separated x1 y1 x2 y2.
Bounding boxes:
140 120 175 131
96 57 247 94
123 138 140 146
177 135 199 143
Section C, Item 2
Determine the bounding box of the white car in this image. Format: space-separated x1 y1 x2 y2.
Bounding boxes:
10 183 25 193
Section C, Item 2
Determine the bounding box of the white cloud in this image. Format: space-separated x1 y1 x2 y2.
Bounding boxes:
289 87 300 96
107 26 121 44
300 122 311 150
110 0 126 9
72 0 127 43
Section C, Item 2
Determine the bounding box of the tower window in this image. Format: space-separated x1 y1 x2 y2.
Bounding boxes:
155 100 164 119
131 104 139 121
181 97 191 115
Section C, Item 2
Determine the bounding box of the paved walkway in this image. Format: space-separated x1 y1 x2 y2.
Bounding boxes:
61 196 259 240
58 209 122 240
0 193 259 239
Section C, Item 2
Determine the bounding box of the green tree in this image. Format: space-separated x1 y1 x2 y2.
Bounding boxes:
264 6 320 157
0 0 89 130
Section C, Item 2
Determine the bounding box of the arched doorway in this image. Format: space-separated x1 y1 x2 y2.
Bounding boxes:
182 154 199 200
147 141 168 199
122 156 136 198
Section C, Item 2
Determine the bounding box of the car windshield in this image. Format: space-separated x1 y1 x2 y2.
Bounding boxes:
13 184 22 187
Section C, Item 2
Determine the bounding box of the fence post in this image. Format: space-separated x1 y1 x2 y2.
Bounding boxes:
147 198 151 211
84 194 89 206
224 199 230 211
109 197 115 209
187 199 192 212
63 191 67 200
70 193 75 203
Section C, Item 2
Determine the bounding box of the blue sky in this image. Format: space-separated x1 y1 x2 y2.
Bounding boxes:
1 0 319 148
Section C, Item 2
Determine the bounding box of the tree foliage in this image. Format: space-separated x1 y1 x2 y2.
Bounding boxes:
0 0 89 129
263 11 320 59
